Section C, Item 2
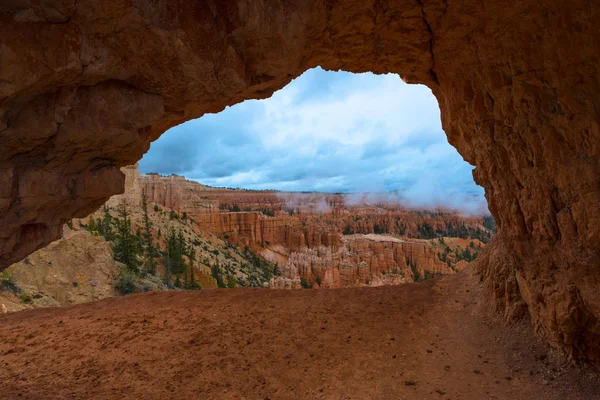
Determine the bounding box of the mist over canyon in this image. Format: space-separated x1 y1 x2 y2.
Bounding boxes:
139 68 488 215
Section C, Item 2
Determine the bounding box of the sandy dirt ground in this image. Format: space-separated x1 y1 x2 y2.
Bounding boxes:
0 267 598 400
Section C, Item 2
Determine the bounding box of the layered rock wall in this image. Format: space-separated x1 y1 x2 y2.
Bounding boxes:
271 236 454 289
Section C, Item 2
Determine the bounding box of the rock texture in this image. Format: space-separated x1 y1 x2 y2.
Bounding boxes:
102 164 482 290
0 229 118 311
270 235 456 289
0 0 599 361
107 164 489 251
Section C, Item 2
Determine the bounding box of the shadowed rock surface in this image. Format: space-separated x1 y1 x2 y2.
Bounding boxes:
1 0 599 361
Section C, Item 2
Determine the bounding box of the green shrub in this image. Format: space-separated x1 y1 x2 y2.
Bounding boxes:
115 269 137 295
410 262 420 282
0 271 19 293
226 275 236 288
19 292 32 304
300 277 313 289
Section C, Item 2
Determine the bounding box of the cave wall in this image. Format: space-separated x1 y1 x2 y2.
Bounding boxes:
1 0 599 361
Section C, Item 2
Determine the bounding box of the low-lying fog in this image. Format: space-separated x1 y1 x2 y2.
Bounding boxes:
140 68 488 216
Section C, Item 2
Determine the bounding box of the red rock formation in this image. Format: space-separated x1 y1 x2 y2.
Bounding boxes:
1 0 599 361
271 235 456 289
108 165 488 257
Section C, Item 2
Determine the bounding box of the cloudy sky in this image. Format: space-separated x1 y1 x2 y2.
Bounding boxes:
139 67 488 214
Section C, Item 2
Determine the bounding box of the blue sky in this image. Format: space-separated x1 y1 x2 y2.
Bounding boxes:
139 68 488 214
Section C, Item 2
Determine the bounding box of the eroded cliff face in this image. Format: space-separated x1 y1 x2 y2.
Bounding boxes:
106 164 487 257
270 235 458 289
0 229 119 312
1 0 599 361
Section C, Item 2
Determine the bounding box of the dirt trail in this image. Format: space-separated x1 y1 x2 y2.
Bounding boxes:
0 267 598 400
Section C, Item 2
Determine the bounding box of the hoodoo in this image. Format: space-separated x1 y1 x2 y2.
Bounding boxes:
0 0 599 362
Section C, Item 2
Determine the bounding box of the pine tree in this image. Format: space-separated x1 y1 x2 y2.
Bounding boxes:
141 191 157 275
211 262 225 288
177 229 186 251
165 227 176 287
184 256 190 288
87 215 98 235
174 275 182 288
464 247 473 262
226 275 236 288
172 229 187 275
166 227 186 278
99 205 114 241
113 201 140 272
188 245 195 284
186 244 201 289
135 229 143 254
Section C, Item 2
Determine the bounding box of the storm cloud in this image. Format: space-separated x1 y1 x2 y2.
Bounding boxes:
139 68 488 215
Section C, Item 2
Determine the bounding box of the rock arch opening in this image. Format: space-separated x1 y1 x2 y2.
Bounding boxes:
0 0 599 362
127 67 493 289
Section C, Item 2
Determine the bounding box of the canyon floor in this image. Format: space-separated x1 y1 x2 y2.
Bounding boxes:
0 266 598 400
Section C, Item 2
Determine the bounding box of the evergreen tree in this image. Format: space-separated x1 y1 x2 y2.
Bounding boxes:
174 275 182 288
135 229 144 254
483 215 498 233
226 275 236 288
164 229 172 288
166 228 186 276
95 217 102 233
211 262 225 288
186 244 194 288
184 261 190 288
464 247 473 262
99 205 114 241
113 201 140 272
175 229 187 275
165 227 176 286
187 244 201 289
87 216 98 235
141 191 157 275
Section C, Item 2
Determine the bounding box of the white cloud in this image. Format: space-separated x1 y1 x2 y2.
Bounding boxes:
140 68 488 215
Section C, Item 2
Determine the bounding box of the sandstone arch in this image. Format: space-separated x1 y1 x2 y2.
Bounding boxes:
1 0 599 361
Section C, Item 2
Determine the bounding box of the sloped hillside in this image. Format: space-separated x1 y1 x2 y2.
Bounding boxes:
0 230 117 312
0 199 279 313
82 201 279 290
